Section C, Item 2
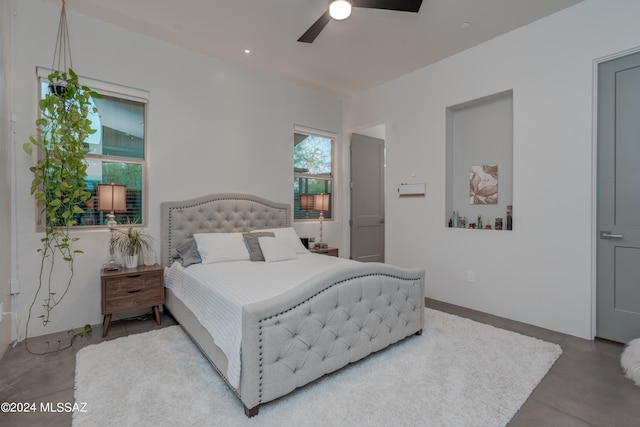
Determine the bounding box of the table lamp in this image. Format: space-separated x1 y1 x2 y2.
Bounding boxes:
300 194 314 218
313 193 330 248
98 183 127 271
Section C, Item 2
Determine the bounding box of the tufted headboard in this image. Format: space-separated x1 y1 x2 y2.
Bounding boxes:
160 193 291 267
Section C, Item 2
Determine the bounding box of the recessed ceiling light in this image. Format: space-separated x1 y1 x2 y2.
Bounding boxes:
460 22 470 30
244 49 251 54
329 0 352 20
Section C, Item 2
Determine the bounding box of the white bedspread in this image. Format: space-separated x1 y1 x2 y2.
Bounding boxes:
164 253 355 389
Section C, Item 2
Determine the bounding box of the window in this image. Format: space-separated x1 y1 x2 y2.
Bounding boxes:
37 68 148 228
293 128 334 221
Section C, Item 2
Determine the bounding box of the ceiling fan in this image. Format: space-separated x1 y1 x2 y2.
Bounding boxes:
298 0 423 43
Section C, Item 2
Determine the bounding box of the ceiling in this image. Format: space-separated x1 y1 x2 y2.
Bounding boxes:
62 0 583 99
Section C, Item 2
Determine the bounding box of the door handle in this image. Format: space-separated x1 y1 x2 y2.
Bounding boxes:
600 231 623 239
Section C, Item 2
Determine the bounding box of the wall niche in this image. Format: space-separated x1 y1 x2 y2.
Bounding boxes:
445 90 513 230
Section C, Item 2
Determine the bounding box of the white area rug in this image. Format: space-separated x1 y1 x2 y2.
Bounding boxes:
621 338 640 386
73 309 562 427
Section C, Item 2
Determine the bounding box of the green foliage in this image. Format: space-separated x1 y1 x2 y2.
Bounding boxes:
293 135 333 212
293 134 332 175
102 162 142 191
22 69 100 354
111 222 154 257
75 324 93 338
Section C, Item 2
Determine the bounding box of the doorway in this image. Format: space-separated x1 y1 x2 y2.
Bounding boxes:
596 50 640 343
350 128 385 262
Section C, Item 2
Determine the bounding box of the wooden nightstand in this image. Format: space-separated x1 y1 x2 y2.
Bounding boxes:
310 247 339 257
100 264 165 337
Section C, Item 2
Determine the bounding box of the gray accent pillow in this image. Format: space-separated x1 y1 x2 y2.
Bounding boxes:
176 238 202 267
243 232 275 261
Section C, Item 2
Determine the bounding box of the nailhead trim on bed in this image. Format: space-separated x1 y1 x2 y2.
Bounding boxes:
256 272 423 405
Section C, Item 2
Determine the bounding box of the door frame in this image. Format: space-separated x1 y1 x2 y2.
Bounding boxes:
591 45 640 340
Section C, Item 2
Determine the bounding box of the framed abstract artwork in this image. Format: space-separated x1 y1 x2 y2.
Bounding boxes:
470 164 498 205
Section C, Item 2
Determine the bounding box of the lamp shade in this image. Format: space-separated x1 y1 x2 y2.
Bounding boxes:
314 194 330 212
329 0 352 20
300 194 314 211
97 184 127 212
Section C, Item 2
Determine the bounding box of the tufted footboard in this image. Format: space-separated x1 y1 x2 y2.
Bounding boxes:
239 262 425 416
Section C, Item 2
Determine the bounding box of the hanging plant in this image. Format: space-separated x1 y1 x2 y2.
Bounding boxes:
22 69 99 353
21 1 98 354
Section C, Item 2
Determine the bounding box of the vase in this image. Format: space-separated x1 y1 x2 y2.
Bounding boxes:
124 253 139 269
143 249 156 266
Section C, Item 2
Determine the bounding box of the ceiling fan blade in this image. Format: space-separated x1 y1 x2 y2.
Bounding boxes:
298 11 331 43
352 0 423 13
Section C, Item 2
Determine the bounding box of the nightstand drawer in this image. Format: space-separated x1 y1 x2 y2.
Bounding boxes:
103 286 162 312
104 272 162 297
101 269 164 314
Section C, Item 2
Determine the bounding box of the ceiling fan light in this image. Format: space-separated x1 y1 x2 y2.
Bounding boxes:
329 0 352 20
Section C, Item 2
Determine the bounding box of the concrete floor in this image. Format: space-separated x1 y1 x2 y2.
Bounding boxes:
0 300 639 426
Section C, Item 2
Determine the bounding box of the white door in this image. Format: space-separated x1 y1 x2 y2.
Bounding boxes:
597 51 640 343
350 133 385 262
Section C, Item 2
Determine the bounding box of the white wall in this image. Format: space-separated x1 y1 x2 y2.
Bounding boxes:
10 0 343 338
0 0 14 356
343 0 640 339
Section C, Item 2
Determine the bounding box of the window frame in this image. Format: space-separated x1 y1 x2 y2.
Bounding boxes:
35 67 150 230
293 125 336 223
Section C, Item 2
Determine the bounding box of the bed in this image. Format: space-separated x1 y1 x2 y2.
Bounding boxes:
160 193 425 417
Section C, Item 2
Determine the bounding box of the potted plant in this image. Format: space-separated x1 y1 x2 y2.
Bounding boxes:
21 2 98 354
22 69 98 353
111 224 154 268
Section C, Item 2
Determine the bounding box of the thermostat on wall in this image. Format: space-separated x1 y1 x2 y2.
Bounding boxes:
398 183 426 197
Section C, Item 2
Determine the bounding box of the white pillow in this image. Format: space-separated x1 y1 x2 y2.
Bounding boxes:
252 227 309 254
258 236 297 263
193 233 250 264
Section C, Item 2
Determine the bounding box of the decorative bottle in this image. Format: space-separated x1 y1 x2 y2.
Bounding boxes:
452 211 459 228
506 205 513 231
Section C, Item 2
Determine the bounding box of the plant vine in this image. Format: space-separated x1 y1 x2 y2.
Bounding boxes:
23 69 98 354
